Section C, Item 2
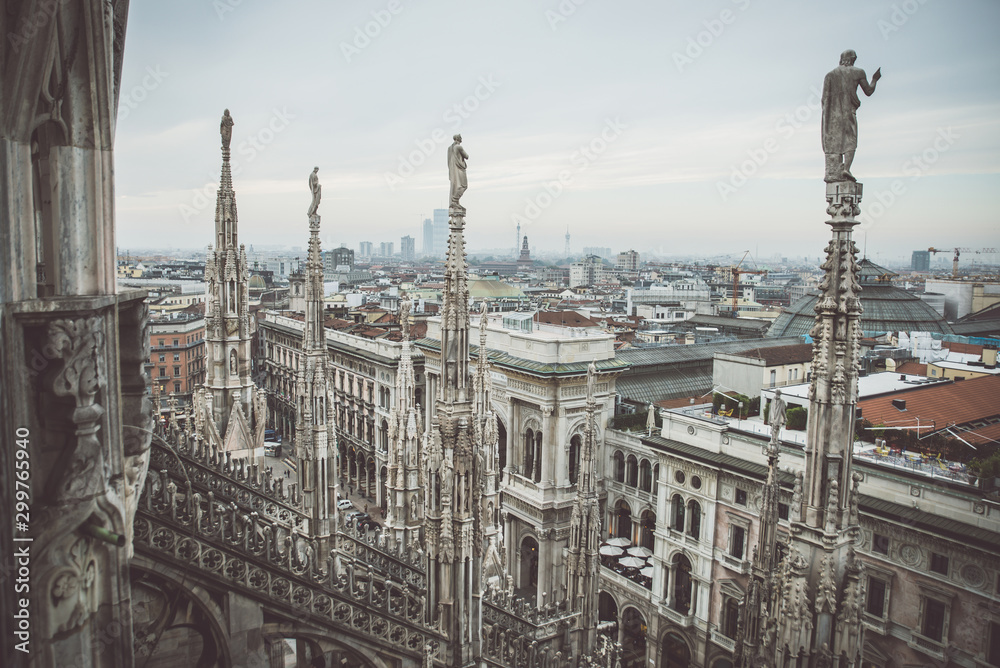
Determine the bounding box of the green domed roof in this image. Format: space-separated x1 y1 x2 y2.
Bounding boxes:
248 274 266 290
768 260 953 338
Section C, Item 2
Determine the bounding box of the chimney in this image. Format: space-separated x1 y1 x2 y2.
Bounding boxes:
891 398 906 411
984 346 998 368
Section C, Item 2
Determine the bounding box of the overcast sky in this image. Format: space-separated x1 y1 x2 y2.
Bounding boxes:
114 0 1000 263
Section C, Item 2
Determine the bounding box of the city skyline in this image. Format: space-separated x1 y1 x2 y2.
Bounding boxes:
114 1 1000 258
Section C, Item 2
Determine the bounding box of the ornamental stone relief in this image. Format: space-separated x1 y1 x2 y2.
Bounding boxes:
960 563 987 589
898 543 921 567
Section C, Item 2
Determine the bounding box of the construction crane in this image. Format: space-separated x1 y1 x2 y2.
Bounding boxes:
731 251 767 315
928 247 999 277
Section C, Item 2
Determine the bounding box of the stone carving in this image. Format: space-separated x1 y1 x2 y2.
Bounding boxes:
791 472 803 523
899 543 921 567
825 478 840 534
815 555 837 615
848 471 861 526
47 536 99 635
221 109 234 149
447 134 469 211
308 166 321 217
768 389 787 433
822 50 881 182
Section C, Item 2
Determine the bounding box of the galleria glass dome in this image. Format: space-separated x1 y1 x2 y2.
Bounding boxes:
767 259 954 338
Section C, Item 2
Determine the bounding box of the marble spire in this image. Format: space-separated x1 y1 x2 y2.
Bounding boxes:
294 170 337 556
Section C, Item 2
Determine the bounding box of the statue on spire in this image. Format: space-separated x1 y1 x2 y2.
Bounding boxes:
308 167 321 217
220 109 234 149
822 50 881 183
448 134 469 212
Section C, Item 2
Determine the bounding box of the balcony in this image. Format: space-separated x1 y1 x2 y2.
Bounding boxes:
862 613 887 636
908 632 946 660
719 550 750 575
505 469 540 494
710 629 735 652
659 601 695 628
600 565 652 597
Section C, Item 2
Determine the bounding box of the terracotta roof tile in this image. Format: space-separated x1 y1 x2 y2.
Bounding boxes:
858 375 1000 435
894 362 927 376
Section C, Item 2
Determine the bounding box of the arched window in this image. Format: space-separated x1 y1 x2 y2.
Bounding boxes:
569 434 581 485
523 429 535 479
626 455 638 487
519 536 539 598
687 500 701 540
653 464 660 496
497 421 507 488
671 554 693 615
615 500 632 540
639 459 652 492
671 494 685 532
640 510 656 550
380 419 389 450
613 451 625 483
661 632 691 668
533 431 543 483
621 608 647 668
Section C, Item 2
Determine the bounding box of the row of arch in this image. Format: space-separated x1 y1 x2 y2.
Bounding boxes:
598 591 709 668
341 444 386 509
612 450 659 494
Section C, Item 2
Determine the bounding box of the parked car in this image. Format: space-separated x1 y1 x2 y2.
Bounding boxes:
358 516 381 532
336 499 353 511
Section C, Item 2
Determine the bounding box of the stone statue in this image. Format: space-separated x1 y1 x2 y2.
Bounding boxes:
447 134 469 211
220 109 234 150
307 167 321 217
768 389 787 432
822 50 881 182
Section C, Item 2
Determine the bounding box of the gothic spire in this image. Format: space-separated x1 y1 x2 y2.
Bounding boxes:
567 362 603 654
422 150 491 665
294 170 336 556
201 110 254 441
386 297 422 546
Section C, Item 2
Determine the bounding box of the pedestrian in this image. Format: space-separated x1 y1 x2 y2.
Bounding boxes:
364 504 368 514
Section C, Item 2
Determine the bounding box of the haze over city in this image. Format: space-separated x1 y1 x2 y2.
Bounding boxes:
114 1 1000 260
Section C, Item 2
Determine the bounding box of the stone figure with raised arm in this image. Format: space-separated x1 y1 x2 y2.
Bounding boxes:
822 50 881 183
447 134 469 211
220 109 234 149
308 167 321 217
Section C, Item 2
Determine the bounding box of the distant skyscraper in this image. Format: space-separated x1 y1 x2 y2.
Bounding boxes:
400 235 415 261
515 222 521 259
359 241 373 258
422 218 433 256
565 225 571 258
433 209 448 258
912 250 930 271
379 241 395 258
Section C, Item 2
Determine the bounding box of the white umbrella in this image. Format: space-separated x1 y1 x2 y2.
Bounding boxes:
627 546 653 558
639 566 654 578
600 545 624 557
619 556 646 569
646 404 656 435
606 537 631 547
